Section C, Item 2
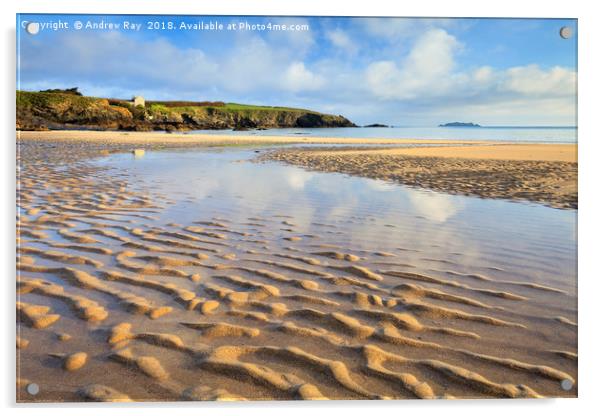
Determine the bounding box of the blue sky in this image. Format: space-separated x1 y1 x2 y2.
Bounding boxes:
17 14 577 126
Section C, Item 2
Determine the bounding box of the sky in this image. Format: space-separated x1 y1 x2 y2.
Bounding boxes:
17 14 577 126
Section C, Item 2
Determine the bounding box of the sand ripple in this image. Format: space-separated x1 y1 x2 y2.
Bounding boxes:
16 141 577 402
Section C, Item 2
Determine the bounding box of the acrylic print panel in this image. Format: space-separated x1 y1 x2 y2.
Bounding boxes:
16 14 577 402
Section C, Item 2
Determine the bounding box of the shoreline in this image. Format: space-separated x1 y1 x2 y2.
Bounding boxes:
18 130 577 209
17 130 506 146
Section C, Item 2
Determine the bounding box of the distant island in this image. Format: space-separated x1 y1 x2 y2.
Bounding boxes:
439 122 481 127
364 123 389 128
16 88 357 131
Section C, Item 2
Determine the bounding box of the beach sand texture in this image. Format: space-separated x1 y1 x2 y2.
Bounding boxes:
16 134 577 402
17 130 498 145
262 144 577 209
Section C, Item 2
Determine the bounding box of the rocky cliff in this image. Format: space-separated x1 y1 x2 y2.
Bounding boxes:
16 91 356 131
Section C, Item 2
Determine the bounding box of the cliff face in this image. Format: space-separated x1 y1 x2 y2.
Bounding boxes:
16 91 356 131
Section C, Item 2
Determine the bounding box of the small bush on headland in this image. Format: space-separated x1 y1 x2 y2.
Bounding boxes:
39 87 82 96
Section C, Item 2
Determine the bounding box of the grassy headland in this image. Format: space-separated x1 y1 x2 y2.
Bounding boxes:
16 90 356 131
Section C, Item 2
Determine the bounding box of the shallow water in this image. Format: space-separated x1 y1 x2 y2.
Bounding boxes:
187 126 577 143
94 148 577 294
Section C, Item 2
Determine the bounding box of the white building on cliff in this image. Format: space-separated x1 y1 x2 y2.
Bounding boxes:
132 96 145 107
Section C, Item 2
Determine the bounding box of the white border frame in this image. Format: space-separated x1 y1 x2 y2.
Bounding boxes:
3 1 600 415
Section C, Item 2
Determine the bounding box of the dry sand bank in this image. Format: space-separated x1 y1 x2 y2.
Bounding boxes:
305 144 577 162
16 139 577 401
261 144 577 209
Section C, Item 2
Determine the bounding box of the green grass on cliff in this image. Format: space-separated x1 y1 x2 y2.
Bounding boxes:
147 102 318 115
221 103 315 113
17 90 323 115
17 90 103 110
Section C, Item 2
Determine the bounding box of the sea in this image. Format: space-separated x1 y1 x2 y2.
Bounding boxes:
186 126 577 144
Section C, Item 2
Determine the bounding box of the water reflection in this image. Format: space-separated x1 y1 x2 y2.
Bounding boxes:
94 148 577 293
284 170 314 190
407 192 464 223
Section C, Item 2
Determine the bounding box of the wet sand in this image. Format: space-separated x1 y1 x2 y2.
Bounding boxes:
262 144 577 209
16 134 577 402
20 131 577 209
18 130 498 146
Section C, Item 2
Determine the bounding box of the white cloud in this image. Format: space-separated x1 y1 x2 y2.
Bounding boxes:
359 28 576 124
365 29 461 100
325 29 358 55
282 62 325 92
473 66 494 83
405 29 460 77
504 64 576 96
19 31 221 97
265 17 315 54
357 18 462 41
219 35 282 93
359 18 416 39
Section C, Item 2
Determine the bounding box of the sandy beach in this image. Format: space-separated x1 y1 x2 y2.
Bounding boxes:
17 130 500 146
16 131 577 401
295 143 577 162
261 144 577 209
18 132 578 211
